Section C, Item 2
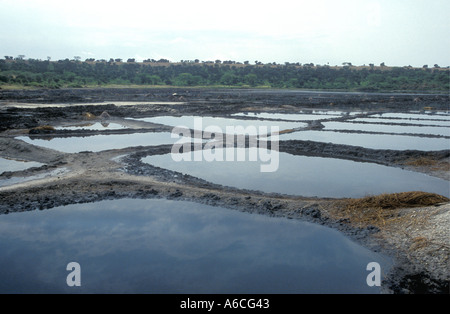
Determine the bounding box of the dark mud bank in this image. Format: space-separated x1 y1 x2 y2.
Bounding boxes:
1 87 449 129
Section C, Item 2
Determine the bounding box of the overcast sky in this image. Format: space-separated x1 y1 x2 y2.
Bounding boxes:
0 0 449 67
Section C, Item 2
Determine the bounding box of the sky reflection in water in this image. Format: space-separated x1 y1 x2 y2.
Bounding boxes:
143 148 449 198
0 198 391 293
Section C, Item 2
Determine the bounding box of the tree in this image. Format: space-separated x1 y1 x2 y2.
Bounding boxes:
244 73 258 86
380 62 385 67
220 72 239 85
74 56 81 62
174 73 201 86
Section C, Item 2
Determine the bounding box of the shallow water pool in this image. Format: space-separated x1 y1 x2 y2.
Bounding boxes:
56 122 127 131
231 112 343 121
0 157 48 187
323 122 450 137
371 113 450 121
0 198 391 293
0 157 44 174
0 168 69 188
16 132 197 154
142 148 449 198
353 117 450 127
276 130 450 151
135 116 307 134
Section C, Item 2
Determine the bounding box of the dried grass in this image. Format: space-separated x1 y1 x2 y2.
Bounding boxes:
338 191 449 228
405 157 438 167
278 129 295 134
29 125 55 132
33 125 55 131
409 236 430 251
405 157 449 172
346 191 448 210
83 112 96 120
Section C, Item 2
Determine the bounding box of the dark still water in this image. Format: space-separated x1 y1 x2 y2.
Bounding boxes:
0 198 391 293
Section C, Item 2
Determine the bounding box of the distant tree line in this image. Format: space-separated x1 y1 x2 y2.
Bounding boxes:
0 57 448 91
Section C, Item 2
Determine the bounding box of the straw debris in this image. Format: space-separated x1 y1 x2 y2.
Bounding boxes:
337 191 449 228
83 112 96 120
405 157 438 167
409 236 430 251
404 157 450 173
345 191 448 210
278 129 295 134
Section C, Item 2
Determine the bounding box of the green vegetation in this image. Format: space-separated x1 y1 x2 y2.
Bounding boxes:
0 57 448 91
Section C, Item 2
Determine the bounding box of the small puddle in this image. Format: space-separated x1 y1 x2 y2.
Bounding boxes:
142 148 449 198
0 157 44 173
276 130 450 151
0 168 69 188
0 198 392 293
